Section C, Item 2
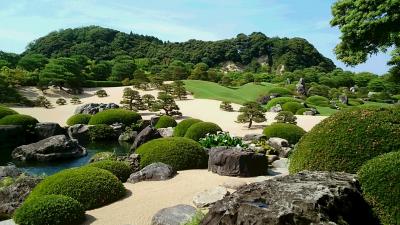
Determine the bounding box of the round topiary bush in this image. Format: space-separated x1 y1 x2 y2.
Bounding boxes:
155 115 177 129
27 167 126 210
263 123 306 145
88 109 142 126
13 195 84 225
0 105 17 119
357 151 400 225
289 108 400 174
305 95 330 107
184 122 222 141
265 97 302 109
296 108 312 115
0 114 38 127
88 160 131 182
88 124 116 142
282 102 305 114
135 137 208 170
173 118 202 137
66 114 92 126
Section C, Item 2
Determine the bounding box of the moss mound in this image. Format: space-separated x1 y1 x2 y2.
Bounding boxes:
263 123 306 144
305 95 330 107
66 114 92 126
357 151 400 225
184 122 222 141
28 167 126 210
282 102 305 114
0 106 17 119
0 114 38 126
155 115 177 128
135 137 208 170
173 118 202 137
265 97 301 109
88 109 142 126
289 108 400 174
266 87 292 96
88 160 131 182
13 195 84 225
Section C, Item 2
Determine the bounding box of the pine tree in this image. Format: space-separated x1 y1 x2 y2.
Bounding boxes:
236 101 266 128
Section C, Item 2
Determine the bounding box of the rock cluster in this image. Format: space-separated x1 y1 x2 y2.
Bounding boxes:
130 126 162 151
151 204 197 225
296 78 307 95
74 103 119 115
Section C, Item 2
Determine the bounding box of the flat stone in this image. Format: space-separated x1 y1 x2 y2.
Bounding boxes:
157 127 174 137
151 204 197 225
271 158 288 169
193 186 230 208
127 162 176 184
34 122 65 140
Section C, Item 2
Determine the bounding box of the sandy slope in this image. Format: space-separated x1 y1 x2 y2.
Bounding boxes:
11 86 326 136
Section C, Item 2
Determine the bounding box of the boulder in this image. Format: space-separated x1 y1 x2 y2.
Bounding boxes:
267 155 279 164
278 147 292 158
130 126 162 151
339 95 349 105
296 78 306 95
110 122 124 136
0 166 23 180
221 181 247 190
151 204 197 225
157 127 174 137
150 116 160 127
202 171 378 225
12 135 87 162
34 122 65 140
269 104 282 113
118 130 138 142
127 162 176 183
271 158 288 169
74 103 119 115
0 125 26 149
267 137 289 150
193 186 229 208
242 134 265 142
67 124 90 144
208 147 268 177
117 153 141 173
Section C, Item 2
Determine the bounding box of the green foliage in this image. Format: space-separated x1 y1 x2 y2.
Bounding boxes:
120 87 143 111
265 97 302 110
281 102 304 114
95 89 108 97
135 137 208 170
155 115 177 129
88 109 142 126
0 114 38 127
199 131 246 148
295 108 316 115
17 54 48 72
27 167 126 210
263 123 306 145
172 80 187 100
220 101 234 112
88 160 131 182
34 96 52 108
266 87 292 96
275 111 297 124
237 101 266 128
173 118 203 137
66 114 92 126
151 92 181 116
305 95 330 107
184 122 222 141
90 152 117 162
70 96 81 105
0 78 32 105
357 152 400 225
83 80 122 87
55 98 67 105
88 124 116 142
183 211 205 225
289 108 400 174
0 105 17 119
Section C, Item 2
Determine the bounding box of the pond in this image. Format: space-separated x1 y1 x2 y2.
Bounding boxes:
0 142 131 176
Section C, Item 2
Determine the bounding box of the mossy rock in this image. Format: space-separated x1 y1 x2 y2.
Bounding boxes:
66 114 92 126
173 118 202 137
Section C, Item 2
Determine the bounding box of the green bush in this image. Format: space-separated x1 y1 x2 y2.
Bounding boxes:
13 195 84 225
155 115 177 128
0 105 17 119
295 108 315 115
282 102 305 114
265 97 302 109
89 109 142 126
184 122 222 141
88 124 116 142
88 160 131 182
305 95 330 107
358 152 400 225
289 108 400 174
66 114 92 126
135 137 208 170
266 87 292 96
90 152 117 162
173 118 203 137
0 114 38 127
275 111 297 124
28 167 126 210
263 123 306 145
199 131 246 148
83 80 123 87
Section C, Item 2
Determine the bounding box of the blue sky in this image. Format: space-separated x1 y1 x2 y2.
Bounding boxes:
0 0 391 74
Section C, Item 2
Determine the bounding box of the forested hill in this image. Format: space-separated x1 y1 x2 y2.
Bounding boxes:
23 26 335 72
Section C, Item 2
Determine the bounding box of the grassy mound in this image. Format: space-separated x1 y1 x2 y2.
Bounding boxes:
266 87 292 96
135 137 208 170
305 95 330 107
358 152 400 225
88 109 142 126
0 105 18 119
155 115 177 128
13 195 84 225
28 167 126 210
265 97 302 110
289 108 400 174
0 114 38 127
173 118 202 137
282 102 305 114
88 160 131 182
263 123 306 144
184 122 222 141
66 114 92 126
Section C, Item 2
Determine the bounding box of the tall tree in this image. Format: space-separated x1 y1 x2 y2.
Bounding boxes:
172 80 187 100
17 54 48 71
236 101 266 128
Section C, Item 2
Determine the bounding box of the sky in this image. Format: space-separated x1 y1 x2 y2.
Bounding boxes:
0 0 392 75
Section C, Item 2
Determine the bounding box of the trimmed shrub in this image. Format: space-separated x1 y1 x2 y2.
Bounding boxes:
95 89 108 97
13 195 84 225
83 80 123 87
0 114 38 127
90 152 117 162
282 102 305 114
88 160 131 182
89 109 142 126
155 115 177 128
266 87 292 96
173 118 202 137
220 101 234 112
289 108 400 174
184 122 222 141
358 152 400 225
263 123 305 145
28 167 126 210
275 111 297 124
56 98 67 105
0 105 17 119
70 96 81 105
66 114 92 126
296 108 309 115
135 137 208 170
305 95 330 107
265 97 301 109
88 124 116 142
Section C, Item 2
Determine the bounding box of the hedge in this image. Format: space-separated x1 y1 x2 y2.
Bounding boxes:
88 109 142 126
184 122 222 141
265 97 302 109
0 114 38 127
0 105 17 119
88 160 131 182
282 102 305 114
66 114 92 126
263 123 306 144
154 115 177 129
173 118 202 137
83 80 123 87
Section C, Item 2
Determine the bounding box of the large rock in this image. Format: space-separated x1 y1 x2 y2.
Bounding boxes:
74 103 119 115
151 204 197 225
150 116 160 127
110 122 124 137
193 186 229 208
269 104 282 113
242 134 265 142
271 158 288 169
130 126 162 151
34 122 65 140
0 166 22 180
117 153 141 173
12 135 87 162
118 130 138 142
339 95 349 105
208 147 268 177
296 77 307 95
127 162 176 183
267 137 289 149
157 127 174 137
67 124 90 144
0 125 26 149
201 171 378 225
